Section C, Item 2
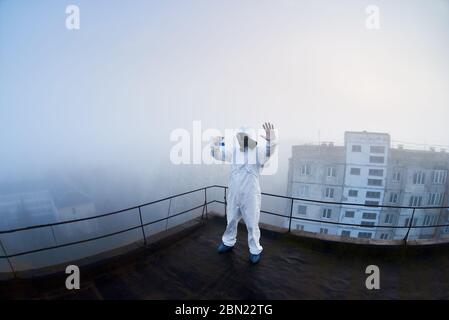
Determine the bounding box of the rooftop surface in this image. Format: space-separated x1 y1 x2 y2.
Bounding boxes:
2 216 449 299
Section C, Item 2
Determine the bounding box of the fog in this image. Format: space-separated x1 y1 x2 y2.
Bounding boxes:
1 0 449 226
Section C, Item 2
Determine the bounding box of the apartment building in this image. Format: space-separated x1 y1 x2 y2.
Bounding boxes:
338 132 390 239
287 131 449 240
287 143 345 235
379 148 449 240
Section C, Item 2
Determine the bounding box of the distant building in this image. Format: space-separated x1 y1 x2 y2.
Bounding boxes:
338 131 390 239
0 180 97 235
381 148 449 240
0 190 58 229
287 143 345 235
54 191 98 237
0 181 59 229
287 131 449 240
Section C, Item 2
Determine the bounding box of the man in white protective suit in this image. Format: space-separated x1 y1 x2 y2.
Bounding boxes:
210 123 277 264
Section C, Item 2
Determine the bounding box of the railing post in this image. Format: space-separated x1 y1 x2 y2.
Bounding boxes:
165 198 172 231
224 187 227 218
0 239 15 278
201 188 208 220
288 198 294 233
138 206 147 246
404 207 416 243
50 225 57 246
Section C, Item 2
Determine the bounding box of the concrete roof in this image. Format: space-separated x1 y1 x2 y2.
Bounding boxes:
2 216 449 299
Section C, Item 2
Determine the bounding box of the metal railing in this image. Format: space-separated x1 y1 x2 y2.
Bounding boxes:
1 185 449 276
212 186 449 237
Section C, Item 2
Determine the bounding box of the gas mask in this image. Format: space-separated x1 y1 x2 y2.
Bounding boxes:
237 132 257 151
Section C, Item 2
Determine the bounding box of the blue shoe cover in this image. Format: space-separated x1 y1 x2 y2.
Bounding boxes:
217 242 233 253
249 253 261 264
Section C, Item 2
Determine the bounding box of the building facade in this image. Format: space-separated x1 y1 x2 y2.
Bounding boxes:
287 131 449 240
338 132 390 239
287 143 345 235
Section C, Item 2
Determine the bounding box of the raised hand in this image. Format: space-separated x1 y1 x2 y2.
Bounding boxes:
261 122 275 141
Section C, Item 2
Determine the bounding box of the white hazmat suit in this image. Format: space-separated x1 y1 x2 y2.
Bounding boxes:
211 126 277 255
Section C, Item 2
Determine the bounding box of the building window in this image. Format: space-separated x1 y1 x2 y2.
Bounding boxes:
300 163 311 176
369 156 385 164
427 193 443 206
320 228 328 234
369 169 384 177
326 167 336 178
384 214 394 224
366 191 381 198
423 215 437 226
344 211 355 218
295 224 304 231
380 233 389 240
367 179 382 186
341 230 351 237
297 205 307 215
361 221 375 226
370 146 386 154
432 170 447 184
299 184 310 197
432 216 438 225
362 212 377 220
404 217 417 227
358 232 372 239
404 218 410 227
365 200 379 206
352 145 362 152
389 193 398 203
322 208 332 219
325 187 335 199
413 171 426 185
392 171 401 182
348 190 358 197
409 195 423 207
350 168 361 175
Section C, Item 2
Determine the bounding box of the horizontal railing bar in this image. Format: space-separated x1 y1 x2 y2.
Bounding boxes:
0 201 215 259
0 207 140 235
0 184 448 244
0 225 142 259
215 200 448 229
260 209 290 218
290 216 408 228
209 185 449 210
139 186 212 208
141 201 215 228
0 186 214 235
214 201 291 218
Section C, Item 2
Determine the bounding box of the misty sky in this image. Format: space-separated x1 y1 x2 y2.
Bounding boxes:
1 0 449 200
